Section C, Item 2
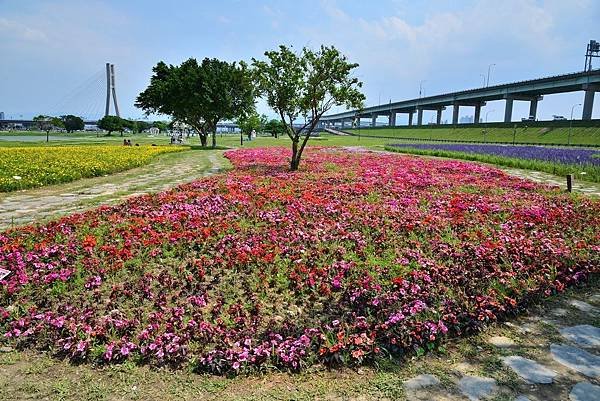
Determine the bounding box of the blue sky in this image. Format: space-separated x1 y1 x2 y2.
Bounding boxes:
1 0 599 122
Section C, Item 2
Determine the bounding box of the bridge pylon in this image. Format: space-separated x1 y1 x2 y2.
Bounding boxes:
105 63 120 117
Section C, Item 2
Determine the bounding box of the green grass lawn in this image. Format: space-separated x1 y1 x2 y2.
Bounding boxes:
0 131 392 149
347 126 600 146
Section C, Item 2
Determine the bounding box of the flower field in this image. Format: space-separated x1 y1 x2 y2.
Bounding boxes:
0 147 598 374
0 145 185 192
386 143 600 182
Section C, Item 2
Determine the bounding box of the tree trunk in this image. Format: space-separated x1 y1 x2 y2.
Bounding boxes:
212 131 216 148
199 134 207 147
290 140 300 171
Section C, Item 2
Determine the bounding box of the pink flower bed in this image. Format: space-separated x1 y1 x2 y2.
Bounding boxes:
1 147 598 373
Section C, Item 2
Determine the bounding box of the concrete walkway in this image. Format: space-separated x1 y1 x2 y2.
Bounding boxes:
0 150 228 231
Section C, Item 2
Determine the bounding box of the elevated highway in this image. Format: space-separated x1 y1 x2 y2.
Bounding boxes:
321 69 600 128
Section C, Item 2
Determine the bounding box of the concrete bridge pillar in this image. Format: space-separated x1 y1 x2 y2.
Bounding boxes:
529 97 540 119
371 115 377 127
583 89 596 120
436 108 443 125
388 111 396 127
474 104 481 124
504 97 514 123
417 108 424 125
452 103 460 125
408 112 414 126
341 119 346 129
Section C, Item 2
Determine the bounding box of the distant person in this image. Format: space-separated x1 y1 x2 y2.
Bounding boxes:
123 139 128 146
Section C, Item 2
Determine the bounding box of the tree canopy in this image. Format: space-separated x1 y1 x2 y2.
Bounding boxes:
97 115 125 136
264 118 286 138
61 115 84 133
236 111 263 136
253 45 365 170
136 58 255 147
33 115 63 133
152 121 169 133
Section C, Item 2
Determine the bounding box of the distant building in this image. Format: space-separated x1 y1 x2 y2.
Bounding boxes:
0 112 4 120
459 115 474 123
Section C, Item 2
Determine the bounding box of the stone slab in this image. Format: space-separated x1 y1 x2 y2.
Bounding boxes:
404 374 441 390
568 300 599 315
550 344 600 378
569 381 600 401
488 336 515 349
501 355 557 384
560 325 600 348
458 375 498 401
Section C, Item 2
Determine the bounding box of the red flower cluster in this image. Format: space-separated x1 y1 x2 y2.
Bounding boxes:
0 147 598 374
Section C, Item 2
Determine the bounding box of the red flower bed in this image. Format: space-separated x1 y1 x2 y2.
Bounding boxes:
1 147 598 373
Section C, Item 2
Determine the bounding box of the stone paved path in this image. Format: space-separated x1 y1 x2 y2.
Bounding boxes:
401 288 600 400
500 167 600 197
0 150 228 231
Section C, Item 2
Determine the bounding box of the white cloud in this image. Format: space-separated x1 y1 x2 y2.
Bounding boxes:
0 18 48 42
308 0 591 111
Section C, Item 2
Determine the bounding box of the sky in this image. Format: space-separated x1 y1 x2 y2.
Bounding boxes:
1 0 599 122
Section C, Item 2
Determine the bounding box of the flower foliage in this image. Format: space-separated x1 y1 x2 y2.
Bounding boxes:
0 147 598 374
0 145 184 192
386 143 600 183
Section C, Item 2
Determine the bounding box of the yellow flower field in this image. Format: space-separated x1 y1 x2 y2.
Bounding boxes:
0 145 185 192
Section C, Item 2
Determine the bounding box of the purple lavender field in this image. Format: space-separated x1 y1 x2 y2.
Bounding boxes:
389 144 600 166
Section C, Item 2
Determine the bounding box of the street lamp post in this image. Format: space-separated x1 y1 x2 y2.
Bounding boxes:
486 63 496 87
485 109 495 123
419 80 426 98
569 103 582 145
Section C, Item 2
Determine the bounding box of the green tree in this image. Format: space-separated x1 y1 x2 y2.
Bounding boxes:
97 115 125 136
264 118 286 138
236 110 262 137
136 120 152 132
136 58 255 148
50 117 64 130
61 115 84 133
253 45 365 170
33 115 63 142
33 115 52 133
152 121 169 133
